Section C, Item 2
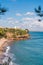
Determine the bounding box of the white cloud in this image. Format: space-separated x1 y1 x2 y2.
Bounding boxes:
25 12 34 16
7 17 14 20
16 13 22 16
22 17 43 31
16 12 34 17
0 16 43 31
22 17 33 21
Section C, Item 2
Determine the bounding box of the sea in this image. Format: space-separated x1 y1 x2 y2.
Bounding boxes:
7 32 43 65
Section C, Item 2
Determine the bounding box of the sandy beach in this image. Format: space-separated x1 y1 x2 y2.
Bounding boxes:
0 38 13 49
0 38 7 63
0 38 13 64
0 38 7 47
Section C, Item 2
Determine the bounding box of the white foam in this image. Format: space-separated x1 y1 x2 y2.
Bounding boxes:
6 46 10 54
3 46 10 56
9 61 13 65
2 57 9 63
2 46 18 65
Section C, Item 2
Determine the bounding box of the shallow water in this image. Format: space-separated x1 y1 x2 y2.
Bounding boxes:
10 32 43 65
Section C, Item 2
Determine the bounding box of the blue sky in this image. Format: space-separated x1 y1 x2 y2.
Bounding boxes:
0 0 43 31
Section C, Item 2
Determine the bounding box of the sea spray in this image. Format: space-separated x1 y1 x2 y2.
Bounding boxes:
2 46 12 65
6 46 10 54
3 46 10 57
2 46 18 65
9 61 13 65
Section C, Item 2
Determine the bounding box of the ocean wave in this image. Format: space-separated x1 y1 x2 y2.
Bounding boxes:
2 46 19 65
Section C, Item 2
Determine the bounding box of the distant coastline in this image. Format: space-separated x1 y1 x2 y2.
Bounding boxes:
0 28 30 40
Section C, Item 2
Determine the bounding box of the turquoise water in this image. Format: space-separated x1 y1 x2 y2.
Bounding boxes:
10 32 43 65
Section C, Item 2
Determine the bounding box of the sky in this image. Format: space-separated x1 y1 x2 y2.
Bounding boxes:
0 0 43 31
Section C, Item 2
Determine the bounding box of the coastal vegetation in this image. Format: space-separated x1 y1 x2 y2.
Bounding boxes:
0 28 29 40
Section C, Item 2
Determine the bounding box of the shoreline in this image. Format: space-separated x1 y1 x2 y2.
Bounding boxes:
0 38 13 51
0 35 30 64
0 38 14 64
0 34 30 51
0 37 29 50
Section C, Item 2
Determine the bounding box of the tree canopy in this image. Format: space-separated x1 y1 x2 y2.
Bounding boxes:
35 6 43 21
0 4 7 15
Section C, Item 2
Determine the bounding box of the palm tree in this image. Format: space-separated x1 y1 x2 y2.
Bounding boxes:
35 6 43 21
35 6 41 13
0 4 7 15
